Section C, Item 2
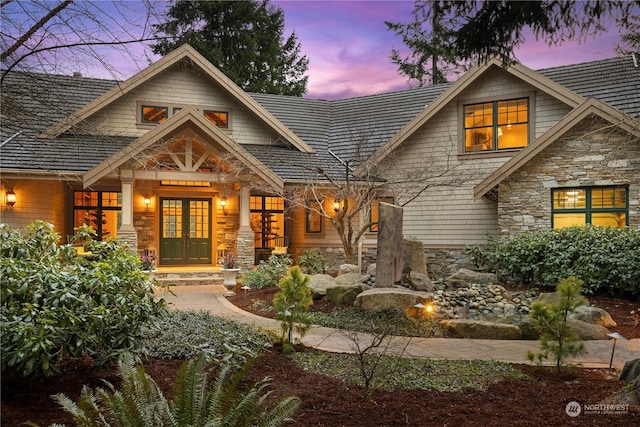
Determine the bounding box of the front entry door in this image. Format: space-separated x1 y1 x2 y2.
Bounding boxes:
160 198 212 265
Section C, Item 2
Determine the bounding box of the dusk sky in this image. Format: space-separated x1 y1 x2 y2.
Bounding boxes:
6 1 632 100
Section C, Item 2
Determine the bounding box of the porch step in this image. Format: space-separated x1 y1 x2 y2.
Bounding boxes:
152 268 225 287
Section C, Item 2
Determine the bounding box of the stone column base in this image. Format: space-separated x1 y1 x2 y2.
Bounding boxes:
236 230 255 270
117 229 138 253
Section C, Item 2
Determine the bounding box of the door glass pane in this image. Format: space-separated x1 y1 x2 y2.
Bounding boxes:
189 200 209 238
162 200 182 238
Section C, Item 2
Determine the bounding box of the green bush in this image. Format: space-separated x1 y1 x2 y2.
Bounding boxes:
1 222 167 377
241 254 293 289
466 226 640 298
297 249 327 274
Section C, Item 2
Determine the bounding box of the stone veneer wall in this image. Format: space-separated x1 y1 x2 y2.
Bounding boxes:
236 230 255 270
117 229 138 253
498 116 640 234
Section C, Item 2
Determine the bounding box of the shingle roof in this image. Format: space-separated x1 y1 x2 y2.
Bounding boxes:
2 55 638 180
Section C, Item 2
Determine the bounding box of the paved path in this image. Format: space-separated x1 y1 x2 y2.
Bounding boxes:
157 284 640 370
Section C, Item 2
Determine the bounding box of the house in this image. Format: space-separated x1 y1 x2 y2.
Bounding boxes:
2 45 639 277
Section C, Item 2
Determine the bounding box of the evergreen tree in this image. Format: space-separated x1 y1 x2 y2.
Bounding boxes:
388 0 639 76
152 0 309 96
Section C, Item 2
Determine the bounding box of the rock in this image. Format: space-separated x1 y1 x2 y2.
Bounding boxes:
366 263 376 276
405 271 434 292
571 306 617 328
567 319 610 340
338 264 360 275
517 317 540 340
619 359 640 383
439 319 522 340
326 284 365 306
444 268 498 289
308 274 337 299
354 288 431 312
402 239 427 275
335 273 370 286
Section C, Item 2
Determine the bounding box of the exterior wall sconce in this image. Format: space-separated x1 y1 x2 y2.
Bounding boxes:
5 188 16 208
220 197 227 215
332 199 340 213
143 196 151 207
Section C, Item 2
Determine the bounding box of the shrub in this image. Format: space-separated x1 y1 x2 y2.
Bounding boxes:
1 222 167 377
527 276 587 370
53 353 300 427
466 226 640 297
297 249 327 274
240 254 293 289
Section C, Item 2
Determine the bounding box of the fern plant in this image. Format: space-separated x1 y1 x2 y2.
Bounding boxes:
51 353 299 426
273 266 313 346
526 276 587 370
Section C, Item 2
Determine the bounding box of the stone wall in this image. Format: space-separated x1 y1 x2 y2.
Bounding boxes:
498 116 640 234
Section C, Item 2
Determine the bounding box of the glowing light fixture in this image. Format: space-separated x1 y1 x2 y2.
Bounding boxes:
5 188 16 208
143 196 151 206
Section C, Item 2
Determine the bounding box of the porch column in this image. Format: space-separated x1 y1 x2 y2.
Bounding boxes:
118 170 138 251
236 185 254 268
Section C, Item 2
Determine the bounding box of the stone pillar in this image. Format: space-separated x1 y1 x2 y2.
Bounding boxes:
236 186 254 269
118 170 138 252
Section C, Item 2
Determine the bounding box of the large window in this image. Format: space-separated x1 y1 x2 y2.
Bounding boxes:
552 186 628 229
73 191 122 240
464 97 529 152
250 196 285 249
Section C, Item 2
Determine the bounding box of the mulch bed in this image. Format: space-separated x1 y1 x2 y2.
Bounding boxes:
2 287 638 426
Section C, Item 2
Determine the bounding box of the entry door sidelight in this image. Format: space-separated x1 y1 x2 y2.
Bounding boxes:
160 198 211 265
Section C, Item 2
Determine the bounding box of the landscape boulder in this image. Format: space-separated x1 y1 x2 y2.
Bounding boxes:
567 319 610 340
444 268 498 289
354 288 431 312
402 239 428 275
570 305 617 328
335 273 370 286
619 359 640 383
326 284 366 306
440 319 522 340
405 271 434 292
338 264 359 275
366 263 377 276
308 274 337 299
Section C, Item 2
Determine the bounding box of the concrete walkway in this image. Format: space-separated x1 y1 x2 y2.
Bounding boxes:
157 284 640 370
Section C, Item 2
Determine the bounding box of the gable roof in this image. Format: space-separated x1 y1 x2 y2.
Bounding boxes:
474 97 640 199
83 106 284 190
353 58 587 175
41 44 314 154
2 53 637 185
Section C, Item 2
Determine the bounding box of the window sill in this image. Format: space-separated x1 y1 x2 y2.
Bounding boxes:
457 149 523 160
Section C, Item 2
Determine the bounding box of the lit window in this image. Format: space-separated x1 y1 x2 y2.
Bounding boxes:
464 98 528 152
370 197 394 232
204 110 229 128
73 191 122 240
552 186 628 229
141 105 168 124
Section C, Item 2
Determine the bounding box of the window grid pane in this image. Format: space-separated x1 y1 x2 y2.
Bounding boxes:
552 187 628 229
